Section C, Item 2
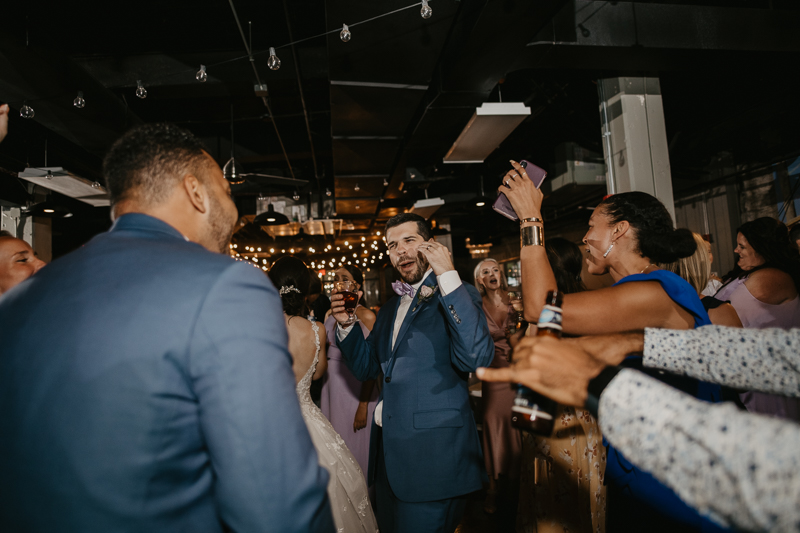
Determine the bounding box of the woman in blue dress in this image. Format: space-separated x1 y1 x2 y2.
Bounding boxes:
500 159 725 533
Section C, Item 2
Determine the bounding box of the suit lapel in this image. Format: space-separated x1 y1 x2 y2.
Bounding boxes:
390 271 437 358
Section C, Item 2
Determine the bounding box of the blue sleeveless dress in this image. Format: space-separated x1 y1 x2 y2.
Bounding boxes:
606 270 726 532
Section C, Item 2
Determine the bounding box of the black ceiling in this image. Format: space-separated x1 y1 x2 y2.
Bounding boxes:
2 0 800 259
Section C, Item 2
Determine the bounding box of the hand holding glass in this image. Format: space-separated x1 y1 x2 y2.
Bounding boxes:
335 281 359 321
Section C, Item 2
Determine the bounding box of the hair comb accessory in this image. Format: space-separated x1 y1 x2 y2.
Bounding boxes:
279 285 302 295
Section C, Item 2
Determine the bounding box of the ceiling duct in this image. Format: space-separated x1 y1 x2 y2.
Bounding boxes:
409 197 445 220
17 167 110 207
443 102 531 164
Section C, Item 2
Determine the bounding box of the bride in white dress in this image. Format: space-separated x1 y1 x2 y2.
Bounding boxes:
269 257 378 533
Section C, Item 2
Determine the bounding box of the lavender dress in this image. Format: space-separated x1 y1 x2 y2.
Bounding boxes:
716 276 800 421
320 315 378 480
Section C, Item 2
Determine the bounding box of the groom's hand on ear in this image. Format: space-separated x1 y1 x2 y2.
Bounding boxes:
419 240 454 276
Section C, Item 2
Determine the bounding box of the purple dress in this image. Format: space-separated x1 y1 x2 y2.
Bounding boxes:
716 276 800 421
320 315 378 481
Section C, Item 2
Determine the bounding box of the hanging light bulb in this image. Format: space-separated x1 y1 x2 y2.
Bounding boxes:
73 91 86 109
326 187 332 197
196 64 208 82
267 47 281 70
383 178 389 186
20 102 34 119
340 23 351 42
91 181 101 189
223 157 245 185
45 170 53 180
354 183 360 192
420 0 433 19
135 80 147 99
292 190 300 201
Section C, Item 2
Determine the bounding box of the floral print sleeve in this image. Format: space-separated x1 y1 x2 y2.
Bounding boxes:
643 326 800 397
599 369 800 532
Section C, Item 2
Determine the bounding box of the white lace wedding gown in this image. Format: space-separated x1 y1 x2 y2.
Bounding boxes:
297 322 379 533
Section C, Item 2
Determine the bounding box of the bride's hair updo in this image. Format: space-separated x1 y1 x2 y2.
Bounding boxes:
268 256 310 317
598 191 696 264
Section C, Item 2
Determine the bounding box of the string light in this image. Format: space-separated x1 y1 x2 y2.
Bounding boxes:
267 47 281 70
73 91 85 109
420 0 432 19
196 65 208 82
45 170 53 180
383 178 389 186
91 181 101 189
20 102 34 119
340 24 351 42
326 187 332 197
7 4 439 116
292 190 300 201
354 183 360 192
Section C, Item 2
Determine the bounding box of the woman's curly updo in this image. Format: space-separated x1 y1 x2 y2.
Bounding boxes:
598 191 696 263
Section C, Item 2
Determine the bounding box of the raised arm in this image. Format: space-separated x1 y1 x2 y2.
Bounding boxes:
190 263 333 533
499 160 557 322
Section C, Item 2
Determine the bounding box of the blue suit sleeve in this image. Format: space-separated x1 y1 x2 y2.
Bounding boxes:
337 323 382 382
188 262 334 533
440 284 495 372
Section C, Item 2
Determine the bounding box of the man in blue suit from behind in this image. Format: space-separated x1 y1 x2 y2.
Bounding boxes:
0 124 333 532
331 213 494 533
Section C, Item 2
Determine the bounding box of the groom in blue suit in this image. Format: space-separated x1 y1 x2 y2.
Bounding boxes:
0 124 333 532
332 213 494 533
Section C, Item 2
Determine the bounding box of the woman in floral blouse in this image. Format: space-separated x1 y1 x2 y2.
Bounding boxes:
516 238 606 533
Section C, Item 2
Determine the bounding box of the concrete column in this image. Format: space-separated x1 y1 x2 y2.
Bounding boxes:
598 77 675 219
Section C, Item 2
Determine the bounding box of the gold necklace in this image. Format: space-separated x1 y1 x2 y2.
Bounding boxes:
640 263 654 274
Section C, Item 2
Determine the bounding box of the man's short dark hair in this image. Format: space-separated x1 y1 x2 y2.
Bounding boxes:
385 213 432 241
102 123 209 206
0 230 14 238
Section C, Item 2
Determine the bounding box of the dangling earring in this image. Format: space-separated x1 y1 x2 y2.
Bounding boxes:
603 242 615 258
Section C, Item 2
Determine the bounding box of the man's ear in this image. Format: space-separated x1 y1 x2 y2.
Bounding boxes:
182 174 208 214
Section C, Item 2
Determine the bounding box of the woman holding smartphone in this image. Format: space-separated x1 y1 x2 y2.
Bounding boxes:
498 161 724 533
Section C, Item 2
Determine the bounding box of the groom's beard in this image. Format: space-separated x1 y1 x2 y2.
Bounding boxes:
396 251 430 285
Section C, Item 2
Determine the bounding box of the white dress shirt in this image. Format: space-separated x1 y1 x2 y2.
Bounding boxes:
338 268 462 426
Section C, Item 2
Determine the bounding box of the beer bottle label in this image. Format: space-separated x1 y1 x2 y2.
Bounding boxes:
537 304 562 330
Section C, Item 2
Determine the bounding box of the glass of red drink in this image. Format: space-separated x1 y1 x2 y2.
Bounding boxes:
335 280 358 320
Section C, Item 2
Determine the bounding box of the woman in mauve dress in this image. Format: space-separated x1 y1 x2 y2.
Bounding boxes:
714 217 800 421
321 265 378 481
473 258 523 516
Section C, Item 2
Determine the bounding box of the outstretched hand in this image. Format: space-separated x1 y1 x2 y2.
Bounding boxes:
0 104 9 144
476 335 607 407
330 288 364 326
498 160 544 221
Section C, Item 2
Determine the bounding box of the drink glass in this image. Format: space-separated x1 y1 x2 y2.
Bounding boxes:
506 291 524 335
335 280 358 321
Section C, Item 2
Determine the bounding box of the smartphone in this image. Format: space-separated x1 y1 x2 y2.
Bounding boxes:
492 160 547 221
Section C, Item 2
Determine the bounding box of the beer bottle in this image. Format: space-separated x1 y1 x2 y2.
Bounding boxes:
510 290 562 436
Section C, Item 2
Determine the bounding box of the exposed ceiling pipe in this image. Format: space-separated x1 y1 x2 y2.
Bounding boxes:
282 0 320 186
227 0 296 179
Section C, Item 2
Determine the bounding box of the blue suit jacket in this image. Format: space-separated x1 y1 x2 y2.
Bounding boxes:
337 271 494 502
0 214 333 533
